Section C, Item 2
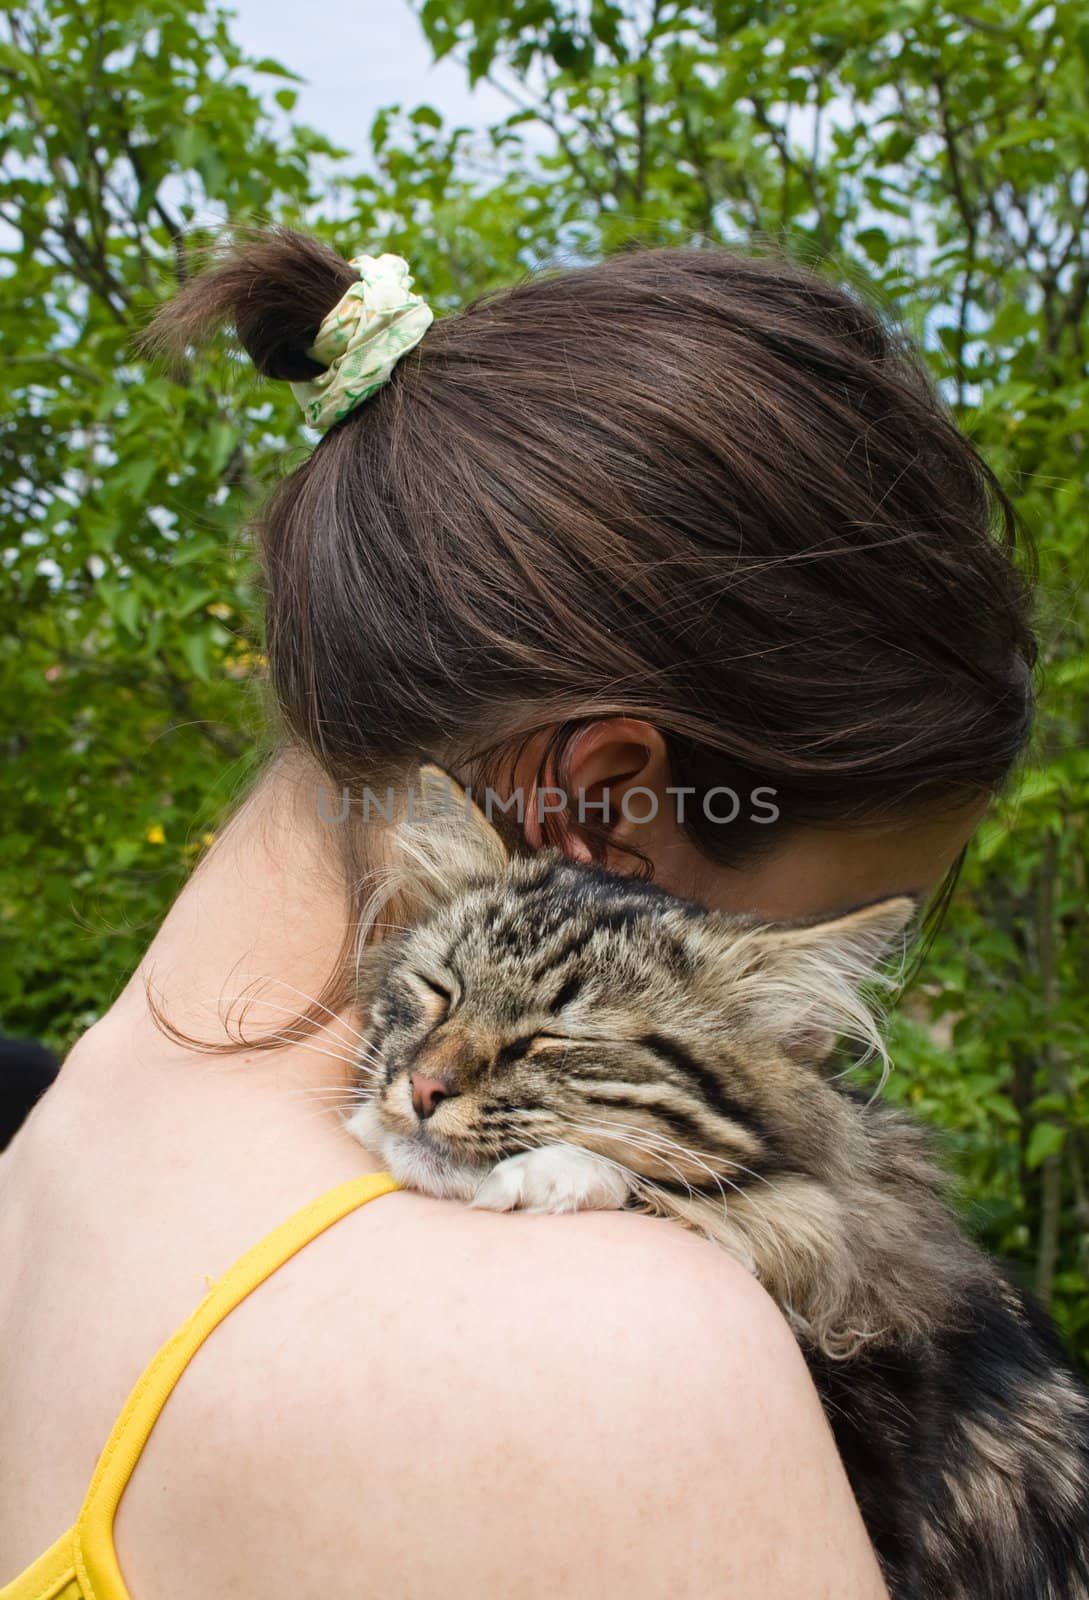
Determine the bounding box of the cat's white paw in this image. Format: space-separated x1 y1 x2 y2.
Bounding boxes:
471 1145 631 1214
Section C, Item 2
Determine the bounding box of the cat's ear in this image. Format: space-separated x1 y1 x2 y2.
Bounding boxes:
710 895 917 1066
394 763 509 905
770 895 916 974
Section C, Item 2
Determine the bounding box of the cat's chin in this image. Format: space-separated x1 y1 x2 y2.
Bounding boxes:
384 1139 487 1203
345 1098 486 1202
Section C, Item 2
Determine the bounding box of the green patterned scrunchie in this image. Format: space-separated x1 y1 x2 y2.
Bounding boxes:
290 253 434 432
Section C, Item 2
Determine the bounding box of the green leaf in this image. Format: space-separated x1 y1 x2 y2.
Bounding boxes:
251 57 305 82
856 226 891 266
1025 1123 1067 1171
180 629 213 682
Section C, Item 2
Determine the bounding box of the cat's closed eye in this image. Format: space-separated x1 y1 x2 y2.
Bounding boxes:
418 975 452 1003
492 1033 574 1068
411 973 454 1021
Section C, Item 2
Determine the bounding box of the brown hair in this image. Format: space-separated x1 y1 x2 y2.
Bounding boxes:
144 228 1035 1027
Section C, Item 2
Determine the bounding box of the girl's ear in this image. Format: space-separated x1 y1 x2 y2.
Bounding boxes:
708 895 917 1067
394 763 509 905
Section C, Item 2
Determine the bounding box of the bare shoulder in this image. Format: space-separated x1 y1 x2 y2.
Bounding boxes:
117 1192 888 1600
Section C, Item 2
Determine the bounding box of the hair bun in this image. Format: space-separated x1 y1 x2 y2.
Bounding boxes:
139 226 356 382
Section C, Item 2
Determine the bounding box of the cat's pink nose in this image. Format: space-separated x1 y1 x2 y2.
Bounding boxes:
411 1072 454 1119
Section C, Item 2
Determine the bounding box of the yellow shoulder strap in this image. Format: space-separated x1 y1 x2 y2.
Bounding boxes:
0 1527 80 1600
71 1170 400 1599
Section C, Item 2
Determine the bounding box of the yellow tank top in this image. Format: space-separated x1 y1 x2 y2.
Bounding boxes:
0 1171 400 1600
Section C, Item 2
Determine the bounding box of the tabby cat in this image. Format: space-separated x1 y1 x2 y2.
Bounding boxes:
347 774 1089 1600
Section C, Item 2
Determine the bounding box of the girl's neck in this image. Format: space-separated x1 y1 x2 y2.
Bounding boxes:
99 755 361 1094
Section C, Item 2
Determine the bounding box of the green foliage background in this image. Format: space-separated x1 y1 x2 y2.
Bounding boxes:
2 0 1087 1353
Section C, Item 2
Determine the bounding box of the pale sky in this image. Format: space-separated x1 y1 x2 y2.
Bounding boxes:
228 0 511 161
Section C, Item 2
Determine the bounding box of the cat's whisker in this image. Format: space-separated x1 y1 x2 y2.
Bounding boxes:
621 1124 771 1192
227 990 375 1060
217 1008 383 1077
286 1100 361 1128
236 1029 365 1073
213 982 349 1038
568 1105 774 1192
268 1078 363 1111
569 1113 746 1208
279 1086 368 1105
231 1030 367 1083
565 1120 707 1207
232 975 372 1043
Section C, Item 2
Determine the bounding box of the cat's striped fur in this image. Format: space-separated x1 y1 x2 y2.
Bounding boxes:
348 780 1089 1600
